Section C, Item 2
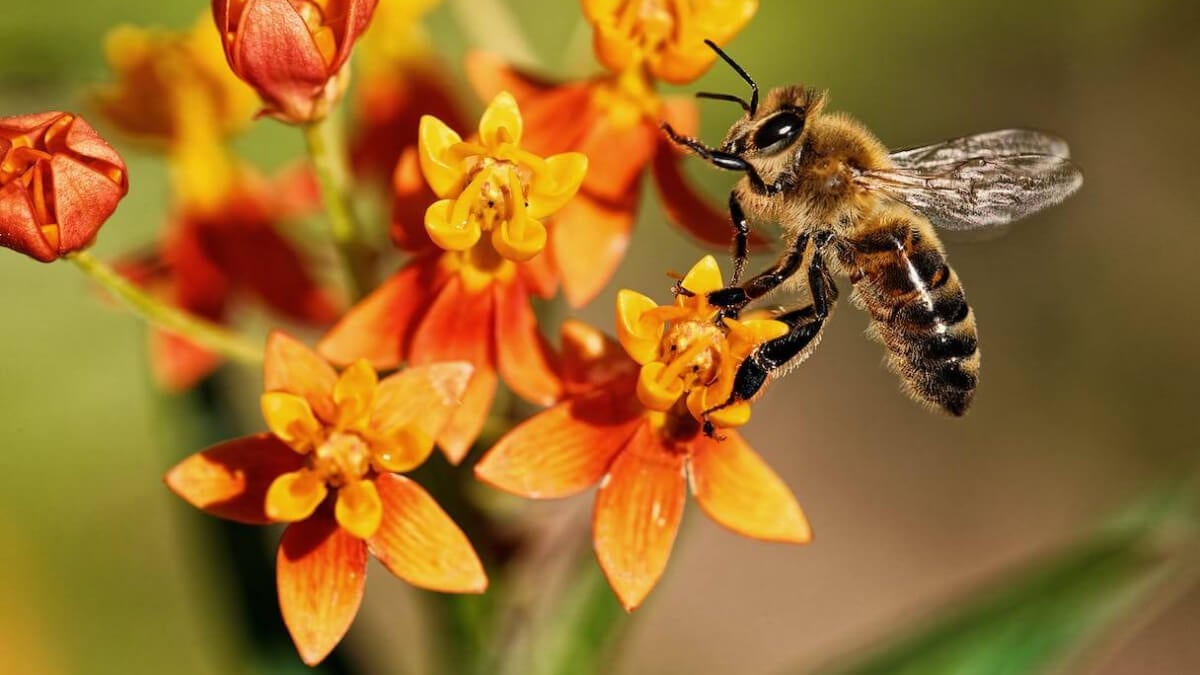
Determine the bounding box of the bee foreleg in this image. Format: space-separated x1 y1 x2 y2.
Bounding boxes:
660 122 773 192
728 192 750 284
707 233 811 316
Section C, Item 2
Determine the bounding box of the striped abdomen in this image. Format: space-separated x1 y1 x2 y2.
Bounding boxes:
843 209 980 415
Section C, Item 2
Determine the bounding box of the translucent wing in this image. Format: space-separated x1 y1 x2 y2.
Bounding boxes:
856 130 1083 230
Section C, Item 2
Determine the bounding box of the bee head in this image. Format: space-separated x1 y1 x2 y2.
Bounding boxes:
693 40 825 163
718 86 826 159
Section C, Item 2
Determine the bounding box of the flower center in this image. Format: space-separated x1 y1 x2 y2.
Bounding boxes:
658 319 725 389
593 68 661 128
461 158 530 234
310 431 372 487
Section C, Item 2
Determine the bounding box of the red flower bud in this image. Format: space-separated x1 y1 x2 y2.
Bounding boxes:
213 0 379 123
0 112 129 262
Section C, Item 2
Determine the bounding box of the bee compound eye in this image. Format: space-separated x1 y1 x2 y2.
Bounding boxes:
752 111 805 153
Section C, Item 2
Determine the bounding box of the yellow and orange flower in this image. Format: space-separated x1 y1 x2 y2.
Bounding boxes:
118 165 338 390
212 0 379 123
476 258 809 611
462 0 762 307
320 93 587 463
584 0 758 84
166 332 486 665
0 112 128 262
92 16 257 146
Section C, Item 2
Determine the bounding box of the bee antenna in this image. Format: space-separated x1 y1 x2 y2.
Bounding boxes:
695 91 751 112
704 39 758 115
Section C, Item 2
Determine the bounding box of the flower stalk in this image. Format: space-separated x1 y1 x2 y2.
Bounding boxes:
302 113 374 300
67 250 263 365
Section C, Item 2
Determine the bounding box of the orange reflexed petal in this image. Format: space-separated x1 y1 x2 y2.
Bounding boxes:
372 362 474 443
478 91 522 148
637 363 686 412
525 152 588 219
261 392 323 451
476 396 642 499
333 359 379 431
550 190 637 308
593 423 687 611
264 331 338 423
559 319 639 394
437 369 497 464
368 474 488 593
165 434 304 524
266 470 329 523
615 290 661 365
335 479 383 539
277 518 367 666
689 431 811 544
493 277 561 406
318 257 441 369
417 114 465 198
679 255 724 296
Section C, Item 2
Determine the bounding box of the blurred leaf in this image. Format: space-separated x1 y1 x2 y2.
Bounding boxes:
535 560 628 675
808 488 1198 675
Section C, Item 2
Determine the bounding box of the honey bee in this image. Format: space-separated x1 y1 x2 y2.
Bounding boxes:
663 41 1082 431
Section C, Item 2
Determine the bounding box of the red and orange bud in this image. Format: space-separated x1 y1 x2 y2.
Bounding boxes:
212 0 379 123
0 112 128 262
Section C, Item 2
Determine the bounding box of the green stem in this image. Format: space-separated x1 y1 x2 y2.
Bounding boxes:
302 114 373 299
67 251 263 365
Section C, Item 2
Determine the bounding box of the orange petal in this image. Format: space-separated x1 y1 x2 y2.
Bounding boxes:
476 395 642 499
335 479 384 539
437 368 497 465
409 275 497 462
463 51 556 107
372 361 474 442
575 118 656 203
559 319 639 396
517 247 559 299
390 147 438 252
318 258 442 369
493 277 560 406
368 474 487 593
264 331 337 423
689 431 811 544
549 190 637 308
651 138 769 250
593 423 687 611
277 517 368 666
164 434 304 524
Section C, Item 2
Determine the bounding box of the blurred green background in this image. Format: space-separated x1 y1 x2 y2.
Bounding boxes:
2 1 1199 674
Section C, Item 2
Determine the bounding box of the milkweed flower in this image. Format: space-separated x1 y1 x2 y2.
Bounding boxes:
166 332 486 665
119 166 339 390
476 258 810 611
212 0 379 123
92 16 257 145
349 0 462 179
0 112 128 262
320 93 587 462
462 0 761 307
584 0 758 84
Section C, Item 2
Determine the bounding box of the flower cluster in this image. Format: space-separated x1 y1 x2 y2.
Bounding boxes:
6 0 815 667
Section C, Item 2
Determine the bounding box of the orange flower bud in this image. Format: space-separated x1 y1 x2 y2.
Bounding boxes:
212 0 379 123
0 112 128 262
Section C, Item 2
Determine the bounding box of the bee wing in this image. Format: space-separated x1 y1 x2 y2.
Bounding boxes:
857 130 1083 230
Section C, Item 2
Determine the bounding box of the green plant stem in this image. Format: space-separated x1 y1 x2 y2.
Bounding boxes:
67 250 263 365
302 114 373 300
